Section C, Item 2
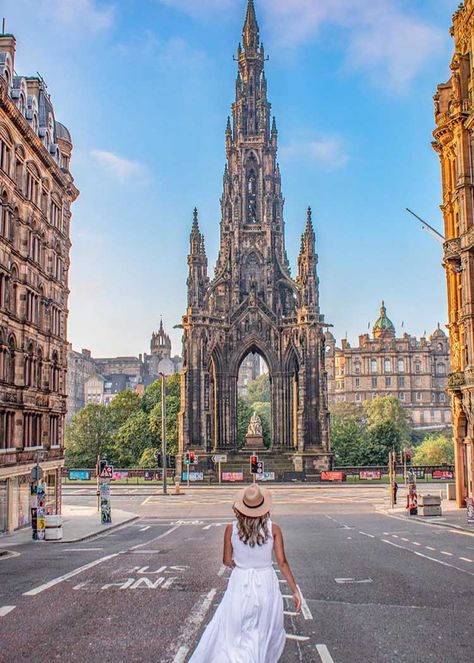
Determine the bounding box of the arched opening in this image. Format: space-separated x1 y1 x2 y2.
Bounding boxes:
237 350 271 448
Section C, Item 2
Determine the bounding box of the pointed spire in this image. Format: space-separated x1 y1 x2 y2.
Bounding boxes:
159 316 164 333
271 116 277 135
192 207 199 233
226 116 231 133
243 0 259 52
306 206 313 232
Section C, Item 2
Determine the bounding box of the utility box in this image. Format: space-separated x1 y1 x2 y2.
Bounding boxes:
44 514 63 540
419 494 442 517
446 483 456 501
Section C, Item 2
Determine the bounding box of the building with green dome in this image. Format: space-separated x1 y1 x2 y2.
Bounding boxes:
326 302 451 430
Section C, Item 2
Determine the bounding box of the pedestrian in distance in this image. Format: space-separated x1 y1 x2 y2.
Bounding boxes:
392 480 398 505
189 484 301 662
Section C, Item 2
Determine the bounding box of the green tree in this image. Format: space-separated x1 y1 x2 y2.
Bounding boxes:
108 390 141 430
114 410 156 467
138 447 159 468
360 420 401 465
412 434 454 465
148 373 181 455
364 395 411 445
331 418 365 465
237 397 253 447
65 404 114 468
246 373 270 404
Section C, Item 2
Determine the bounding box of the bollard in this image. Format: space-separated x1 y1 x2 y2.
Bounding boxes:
175 481 181 495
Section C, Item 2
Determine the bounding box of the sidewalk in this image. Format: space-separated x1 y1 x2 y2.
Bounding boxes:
380 491 474 533
0 504 138 548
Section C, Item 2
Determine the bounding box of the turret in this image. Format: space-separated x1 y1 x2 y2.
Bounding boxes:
187 208 208 310
297 207 319 312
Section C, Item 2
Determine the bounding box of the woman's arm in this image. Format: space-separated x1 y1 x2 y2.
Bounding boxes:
223 524 235 568
273 523 301 612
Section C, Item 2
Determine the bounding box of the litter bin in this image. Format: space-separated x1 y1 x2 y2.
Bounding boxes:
44 514 63 541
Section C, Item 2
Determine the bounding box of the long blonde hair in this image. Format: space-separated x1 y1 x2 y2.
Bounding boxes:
233 507 270 547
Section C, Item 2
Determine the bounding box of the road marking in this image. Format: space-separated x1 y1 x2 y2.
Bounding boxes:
316 643 335 663
129 524 180 551
0 606 15 617
359 531 375 538
412 542 421 546
279 579 287 583
139 526 151 532
425 546 436 551
297 584 313 620
335 577 373 584
381 538 474 577
217 565 226 577
460 557 473 563
141 496 153 506
401 537 409 542
392 534 399 538
23 553 120 596
286 634 310 642
441 551 453 556
63 548 103 552
284 610 298 616
171 588 217 663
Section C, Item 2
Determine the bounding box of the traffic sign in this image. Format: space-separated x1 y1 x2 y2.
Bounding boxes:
212 454 227 463
256 461 264 475
99 465 113 479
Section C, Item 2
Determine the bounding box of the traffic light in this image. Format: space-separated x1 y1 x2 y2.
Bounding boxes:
167 454 176 469
184 451 190 465
156 453 162 468
250 455 258 474
97 457 107 476
189 451 196 465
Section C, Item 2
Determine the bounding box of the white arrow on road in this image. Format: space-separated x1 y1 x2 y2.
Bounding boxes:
202 523 229 530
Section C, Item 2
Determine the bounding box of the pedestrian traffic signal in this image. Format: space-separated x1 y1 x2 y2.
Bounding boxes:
167 454 176 469
250 455 258 474
156 453 162 468
189 451 197 464
97 457 107 476
184 452 190 465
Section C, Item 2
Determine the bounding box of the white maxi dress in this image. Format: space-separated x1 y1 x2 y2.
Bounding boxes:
189 520 286 663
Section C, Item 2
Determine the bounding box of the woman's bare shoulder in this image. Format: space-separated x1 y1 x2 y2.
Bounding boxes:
225 523 233 536
272 522 282 536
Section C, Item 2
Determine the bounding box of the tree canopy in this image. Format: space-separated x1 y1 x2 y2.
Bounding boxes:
412 434 454 465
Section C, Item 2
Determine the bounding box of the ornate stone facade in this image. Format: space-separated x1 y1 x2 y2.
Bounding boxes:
179 1 331 472
0 32 78 532
326 303 451 429
433 0 474 506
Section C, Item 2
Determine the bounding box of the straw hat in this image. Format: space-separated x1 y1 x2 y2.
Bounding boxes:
234 484 272 518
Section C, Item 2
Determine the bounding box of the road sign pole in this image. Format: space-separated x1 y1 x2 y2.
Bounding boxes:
160 373 167 496
218 461 221 485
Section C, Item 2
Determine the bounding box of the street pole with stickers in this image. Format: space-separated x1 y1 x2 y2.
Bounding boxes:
31 450 46 541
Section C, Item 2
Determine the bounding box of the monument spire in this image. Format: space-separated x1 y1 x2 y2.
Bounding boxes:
243 0 259 52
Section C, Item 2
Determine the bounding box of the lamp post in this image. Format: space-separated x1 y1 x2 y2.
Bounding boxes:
160 372 168 495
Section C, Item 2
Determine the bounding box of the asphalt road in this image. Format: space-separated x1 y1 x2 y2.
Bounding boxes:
1 487 473 662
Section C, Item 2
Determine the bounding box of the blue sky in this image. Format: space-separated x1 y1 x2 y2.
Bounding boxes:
3 0 459 356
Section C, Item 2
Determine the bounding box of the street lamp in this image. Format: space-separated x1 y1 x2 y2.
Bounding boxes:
159 372 167 496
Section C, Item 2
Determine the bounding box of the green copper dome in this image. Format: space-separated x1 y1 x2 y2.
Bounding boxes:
373 301 395 334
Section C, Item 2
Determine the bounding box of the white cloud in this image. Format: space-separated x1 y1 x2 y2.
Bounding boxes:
280 135 349 170
40 0 115 32
262 0 445 90
158 0 446 91
90 150 146 181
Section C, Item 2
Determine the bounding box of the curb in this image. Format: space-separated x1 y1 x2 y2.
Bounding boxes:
55 515 140 544
378 507 474 534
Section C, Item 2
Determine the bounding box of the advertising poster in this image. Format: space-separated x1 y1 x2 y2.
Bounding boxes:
432 470 454 480
112 471 128 481
321 471 344 481
360 470 382 480
181 472 204 482
257 472 275 481
69 470 91 481
222 472 244 482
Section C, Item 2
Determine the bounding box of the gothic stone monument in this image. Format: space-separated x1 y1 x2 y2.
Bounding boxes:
179 0 332 474
245 412 264 449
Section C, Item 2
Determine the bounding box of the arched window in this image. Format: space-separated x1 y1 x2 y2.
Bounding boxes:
51 351 60 392
36 348 43 389
246 154 258 223
7 336 15 384
384 359 392 373
0 126 12 175
24 342 34 387
398 358 404 372
19 93 26 115
14 148 25 192
9 265 18 315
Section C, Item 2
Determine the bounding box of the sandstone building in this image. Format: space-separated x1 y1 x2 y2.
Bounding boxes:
326 303 451 429
433 0 474 506
0 32 78 533
179 1 331 473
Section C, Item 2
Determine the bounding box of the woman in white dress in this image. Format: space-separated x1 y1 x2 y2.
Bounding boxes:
189 484 301 662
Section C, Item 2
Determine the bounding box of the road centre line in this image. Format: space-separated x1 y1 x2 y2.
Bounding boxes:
23 553 121 597
412 542 421 546
63 548 103 552
425 546 436 551
171 588 217 663
359 531 375 538
460 557 473 563
441 551 453 556
286 634 310 641
381 538 474 577
316 643 336 663
0 606 15 617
